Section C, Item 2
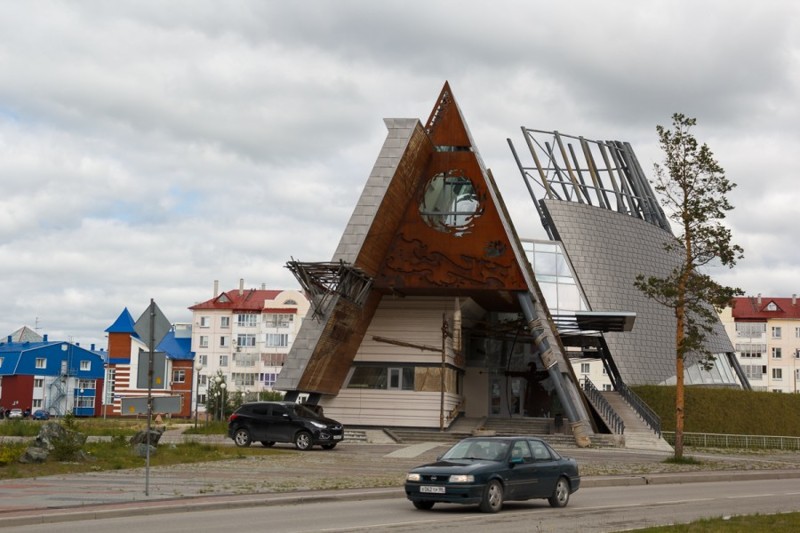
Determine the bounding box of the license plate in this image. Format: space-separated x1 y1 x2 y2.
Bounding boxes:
333 435 343 440
420 485 445 494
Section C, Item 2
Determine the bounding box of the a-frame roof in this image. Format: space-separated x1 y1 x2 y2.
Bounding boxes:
279 82 541 395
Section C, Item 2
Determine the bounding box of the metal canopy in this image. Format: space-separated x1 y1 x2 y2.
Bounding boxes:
285 259 373 320
552 311 636 333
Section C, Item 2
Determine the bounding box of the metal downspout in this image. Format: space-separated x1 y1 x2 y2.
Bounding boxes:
517 291 592 447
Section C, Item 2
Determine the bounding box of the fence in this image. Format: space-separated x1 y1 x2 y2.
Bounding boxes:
662 431 800 450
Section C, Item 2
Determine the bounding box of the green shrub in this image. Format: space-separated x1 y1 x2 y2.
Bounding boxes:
0 442 25 466
632 385 800 436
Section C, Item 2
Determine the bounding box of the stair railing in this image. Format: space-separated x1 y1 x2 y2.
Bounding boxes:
581 377 625 434
616 380 661 437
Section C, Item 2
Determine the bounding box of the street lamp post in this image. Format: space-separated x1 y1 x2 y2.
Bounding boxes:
220 382 227 421
194 362 203 429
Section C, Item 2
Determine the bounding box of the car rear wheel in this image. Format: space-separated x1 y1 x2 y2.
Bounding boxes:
260 441 275 447
548 477 570 508
233 428 252 447
321 443 337 450
294 431 312 450
412 501 435 510
479 479 503 513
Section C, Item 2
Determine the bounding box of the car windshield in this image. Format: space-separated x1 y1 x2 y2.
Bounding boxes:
441 439 510 461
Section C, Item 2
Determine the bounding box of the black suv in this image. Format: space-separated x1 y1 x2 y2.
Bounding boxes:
227 401 344 450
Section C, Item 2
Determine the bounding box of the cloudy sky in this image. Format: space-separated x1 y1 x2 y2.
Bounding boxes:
1 1 798 348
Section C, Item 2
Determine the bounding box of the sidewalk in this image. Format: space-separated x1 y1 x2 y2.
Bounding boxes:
1 430 799 528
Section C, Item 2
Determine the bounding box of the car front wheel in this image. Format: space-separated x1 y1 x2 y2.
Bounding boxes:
548 477 570 508
479 480 503 513
233 428 252 447
294 431 312 450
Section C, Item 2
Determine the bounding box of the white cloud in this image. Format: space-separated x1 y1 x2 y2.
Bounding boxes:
0 0 797 347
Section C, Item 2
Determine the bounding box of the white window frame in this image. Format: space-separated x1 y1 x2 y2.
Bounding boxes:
237 334 257 347
237 313 258 327
580 363 590 374
80 360 90 371
772 368 783 380
771 326 782 339
220 316 230 328
219 354 229 367
172 369 186 384
772 347 782 359
199 316 210 328
35 358 46 369
199 336 209 348
266 333 289 348
220 336 230 348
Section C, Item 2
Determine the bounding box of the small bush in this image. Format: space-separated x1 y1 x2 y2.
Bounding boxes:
0 442 26 466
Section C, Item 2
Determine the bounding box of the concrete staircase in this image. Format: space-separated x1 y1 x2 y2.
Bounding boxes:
600 391 673 452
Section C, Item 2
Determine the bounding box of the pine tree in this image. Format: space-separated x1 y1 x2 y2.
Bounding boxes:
635 113 743 459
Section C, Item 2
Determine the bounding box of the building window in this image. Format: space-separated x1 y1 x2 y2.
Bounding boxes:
231 373 256 387
76 396 94 408
172 369 186 384
199 316 210 327
80 360 90 371
237 334 257 347
266 334 288 348
200 375 208 386
77 379 95 390
347 366 414 390
237 313 258 327
772 347 782 359
220 316 230 328
35 358 46 369
580 363 590 374
772 368 783 380
262 353 286 366
602 384 613 391
198 393 207 404
219 355 228 367
743 365 765 380
198 354 207 366
736 344 765 358
260 373 278 387
34 378 44 388
735 322 765 338
772 326 782 339
32 399 43 408
795 349 800 359
266 314 293 328
220 336 230 348
199 336 209 348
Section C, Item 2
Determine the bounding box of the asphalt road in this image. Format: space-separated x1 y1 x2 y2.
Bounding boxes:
3 477 800 532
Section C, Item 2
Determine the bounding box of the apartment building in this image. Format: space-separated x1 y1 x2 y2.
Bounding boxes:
189 280 309 408
719 295 800 393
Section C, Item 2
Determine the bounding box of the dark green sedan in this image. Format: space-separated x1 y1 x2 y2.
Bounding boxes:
404 436 580 513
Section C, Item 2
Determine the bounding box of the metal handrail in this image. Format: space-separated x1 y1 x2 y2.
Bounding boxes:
617 380 661 436
581 377 625 435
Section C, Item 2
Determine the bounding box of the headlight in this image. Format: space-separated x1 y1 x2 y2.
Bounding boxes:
449 474 474 483
310 420 326 429
406 473 421 482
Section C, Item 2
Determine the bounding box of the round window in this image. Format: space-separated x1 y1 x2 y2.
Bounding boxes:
419 170 482 236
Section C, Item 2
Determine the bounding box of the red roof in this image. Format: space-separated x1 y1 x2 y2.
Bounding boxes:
189 289 285 312
730 296 800 320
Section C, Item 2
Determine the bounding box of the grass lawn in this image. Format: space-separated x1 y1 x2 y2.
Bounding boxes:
634 512 800 532
0 438 283 480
